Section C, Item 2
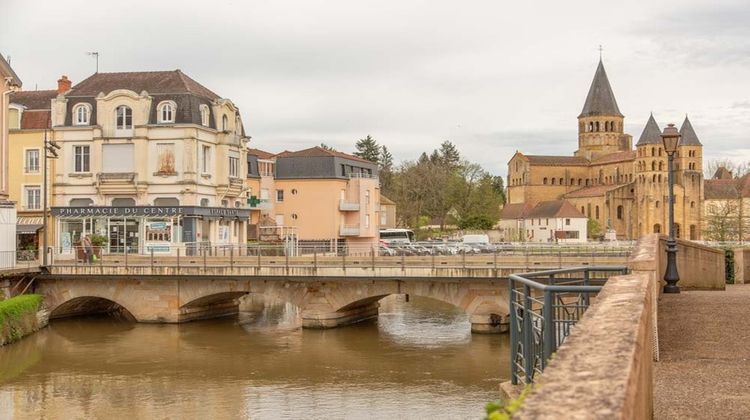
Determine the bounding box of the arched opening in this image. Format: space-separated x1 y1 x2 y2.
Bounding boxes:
543 177 548 185
180 291 250 323
617 205 623 220
50 296 135 321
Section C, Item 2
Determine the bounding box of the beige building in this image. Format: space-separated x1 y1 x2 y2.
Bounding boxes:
0 54 22 267
246 146 381 252
499 200 587 243
8 83 62 254
703 167 750 242
379 195 397 229
48 70 250 258
507 60 704 240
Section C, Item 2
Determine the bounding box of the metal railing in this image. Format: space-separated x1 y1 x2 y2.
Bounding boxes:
47 243 631 272
509 266 628 385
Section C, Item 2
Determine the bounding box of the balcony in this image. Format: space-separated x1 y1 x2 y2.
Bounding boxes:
339 199 360 211
340 224 361 236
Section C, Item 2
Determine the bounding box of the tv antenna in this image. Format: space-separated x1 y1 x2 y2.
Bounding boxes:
86 52 99 73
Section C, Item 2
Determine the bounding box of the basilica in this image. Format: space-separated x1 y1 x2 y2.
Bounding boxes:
505 60 704 240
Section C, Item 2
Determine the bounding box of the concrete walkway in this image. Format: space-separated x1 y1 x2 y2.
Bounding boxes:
655 284 750 419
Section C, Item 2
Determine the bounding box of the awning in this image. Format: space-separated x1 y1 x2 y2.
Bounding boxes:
17 224 43 234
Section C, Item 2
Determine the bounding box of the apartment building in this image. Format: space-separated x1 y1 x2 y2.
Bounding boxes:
7 81 61 253
48 70 250 257
246 146 380 251
0 54 22 267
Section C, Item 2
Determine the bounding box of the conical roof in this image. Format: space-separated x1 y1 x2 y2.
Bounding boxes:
579 60 623 118
679 116 702 146
636 114 662 145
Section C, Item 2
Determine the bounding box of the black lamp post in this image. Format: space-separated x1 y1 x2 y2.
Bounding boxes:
661 123 681 293
42 130 60 267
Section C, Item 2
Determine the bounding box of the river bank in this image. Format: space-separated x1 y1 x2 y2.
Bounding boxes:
0 294 48 346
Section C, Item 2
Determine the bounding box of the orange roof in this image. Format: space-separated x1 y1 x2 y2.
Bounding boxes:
524 155 590 166
527 200 586 219
247 148 275 159
499 202 533 219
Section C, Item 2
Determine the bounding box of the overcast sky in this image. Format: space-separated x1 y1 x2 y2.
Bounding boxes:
3 0 749 176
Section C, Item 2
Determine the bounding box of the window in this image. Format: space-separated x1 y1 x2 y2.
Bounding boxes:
260 188 269 200
276 189 284 202
365 190 370 204
74 104 90 125
617 205 624 219
25 149 40 173
566 218 571 226
595 206 599 219
222 115 229 131
158 101 175 123
69 198 94 206
73 145 90 172
102 143 134 173
8 107 20 130
365 214 370 228
24 186 41 210
221 199 228 207
543 177 548 185
229 156 239 178
653 224 661 234
201 145 211 173
112 197 136 206
200 105 210 126
115 105 133 135
200 198 209 207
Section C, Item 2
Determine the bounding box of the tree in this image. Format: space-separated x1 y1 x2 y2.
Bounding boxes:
491 176 507 206
319 143 336 151
587 218 602 240
437 140 461 168
354 135 380 164
379 146 395 195
705 159 750 179
704 200 741 242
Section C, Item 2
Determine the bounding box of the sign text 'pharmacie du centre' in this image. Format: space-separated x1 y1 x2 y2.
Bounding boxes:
51 206 250 217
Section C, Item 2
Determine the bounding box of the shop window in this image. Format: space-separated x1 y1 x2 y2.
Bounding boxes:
25 149 40 173
73 145 90 173
112 197 136 207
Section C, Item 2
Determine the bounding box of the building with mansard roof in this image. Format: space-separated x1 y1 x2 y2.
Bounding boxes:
506 60 704 240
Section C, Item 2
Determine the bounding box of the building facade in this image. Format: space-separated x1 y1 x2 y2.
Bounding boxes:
0 54 22 267
506 60 704 240
703 168 750 242
246 146 381 252
498 200 587 243
48 70 250 257
7 84 60 255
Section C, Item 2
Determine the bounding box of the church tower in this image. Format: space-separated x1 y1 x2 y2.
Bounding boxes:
575 60 632 160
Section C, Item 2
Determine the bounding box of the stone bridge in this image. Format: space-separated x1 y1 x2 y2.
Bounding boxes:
37 254 628 334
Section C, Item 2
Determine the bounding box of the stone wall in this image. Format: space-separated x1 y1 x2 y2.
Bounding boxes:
734 248 750 284
515 234 724 419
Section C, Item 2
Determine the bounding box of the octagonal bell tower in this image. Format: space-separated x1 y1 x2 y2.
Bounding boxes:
575 60 632 160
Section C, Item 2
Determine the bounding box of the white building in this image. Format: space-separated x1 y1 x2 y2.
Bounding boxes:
499 200 587 243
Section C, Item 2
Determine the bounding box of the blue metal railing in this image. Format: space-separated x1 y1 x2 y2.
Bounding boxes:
509 265 628 385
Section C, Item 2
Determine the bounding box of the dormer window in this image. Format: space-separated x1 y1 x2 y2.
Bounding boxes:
200 104 210 127
73 103 91 125
115 105 133 136
222 115 229 132
158 101 176 123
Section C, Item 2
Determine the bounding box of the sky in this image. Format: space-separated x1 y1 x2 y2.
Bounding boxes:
2 0 749 176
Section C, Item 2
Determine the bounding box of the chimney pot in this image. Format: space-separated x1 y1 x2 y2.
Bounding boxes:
57 75 71 94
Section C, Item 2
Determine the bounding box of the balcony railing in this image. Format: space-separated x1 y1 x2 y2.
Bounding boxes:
339 199 360 211
347 173 378 179
339 224 361 236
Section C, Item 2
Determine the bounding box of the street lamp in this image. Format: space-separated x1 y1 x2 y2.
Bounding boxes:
42 130 60 267
661 123 681 293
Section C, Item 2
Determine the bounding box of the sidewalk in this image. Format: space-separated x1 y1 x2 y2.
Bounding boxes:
655 284 750 419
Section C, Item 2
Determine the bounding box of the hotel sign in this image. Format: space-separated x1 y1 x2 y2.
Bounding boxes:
51 206 251 218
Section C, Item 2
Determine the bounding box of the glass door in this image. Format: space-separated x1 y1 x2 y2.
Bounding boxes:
125 218 140 254
109 219 125 253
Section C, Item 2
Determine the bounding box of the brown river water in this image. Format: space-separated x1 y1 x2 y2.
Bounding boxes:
0 295 510 419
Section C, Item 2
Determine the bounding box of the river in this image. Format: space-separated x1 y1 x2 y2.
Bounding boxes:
0 295 509 419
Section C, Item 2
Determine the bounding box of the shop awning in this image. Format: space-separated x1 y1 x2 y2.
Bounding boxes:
17 216 44 235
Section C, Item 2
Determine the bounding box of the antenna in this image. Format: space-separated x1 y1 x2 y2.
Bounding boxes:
86 52 99 73
598 45 603 60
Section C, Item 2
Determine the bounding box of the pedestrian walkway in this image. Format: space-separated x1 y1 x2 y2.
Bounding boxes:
655 284 750 419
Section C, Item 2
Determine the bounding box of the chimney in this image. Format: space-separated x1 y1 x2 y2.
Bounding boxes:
57 75 71 94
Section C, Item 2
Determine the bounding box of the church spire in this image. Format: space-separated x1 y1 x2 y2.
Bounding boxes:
679 115 702 146
579 60 623 118
636 113 662 145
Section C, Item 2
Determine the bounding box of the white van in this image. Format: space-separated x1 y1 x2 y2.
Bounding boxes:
462 234 490 244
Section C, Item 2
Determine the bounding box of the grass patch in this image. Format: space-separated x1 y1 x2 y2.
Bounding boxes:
0 294 43 343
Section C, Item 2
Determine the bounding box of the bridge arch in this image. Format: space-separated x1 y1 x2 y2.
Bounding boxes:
49 296 136 321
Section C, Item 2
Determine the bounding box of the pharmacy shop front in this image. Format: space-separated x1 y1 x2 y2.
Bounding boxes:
51 206 250 258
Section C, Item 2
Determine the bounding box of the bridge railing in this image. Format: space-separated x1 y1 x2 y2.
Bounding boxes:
49 243 632 271
508 265 628 385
